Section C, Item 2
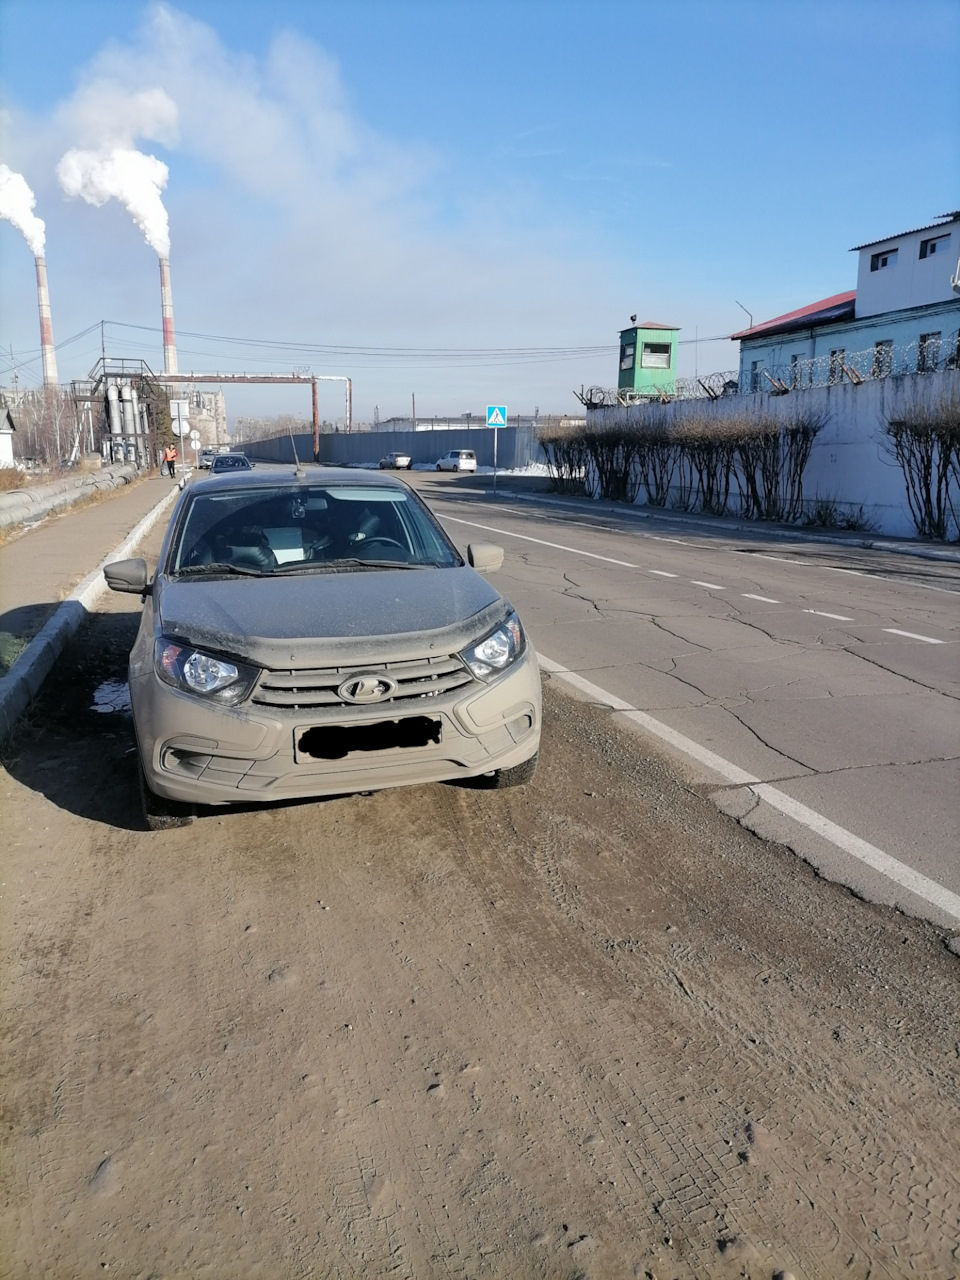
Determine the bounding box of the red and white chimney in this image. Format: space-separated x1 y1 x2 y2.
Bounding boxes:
159 255 178 375
35 255 58 389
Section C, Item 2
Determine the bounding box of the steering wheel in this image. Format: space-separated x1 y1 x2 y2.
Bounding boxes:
358 537 405 550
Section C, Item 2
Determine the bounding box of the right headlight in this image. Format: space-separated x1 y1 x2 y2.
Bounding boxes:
155 638 260 705
460 610 525 681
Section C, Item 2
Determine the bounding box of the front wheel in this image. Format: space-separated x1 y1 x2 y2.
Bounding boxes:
139 759 195 830
436 464 442 471
489 751 538 789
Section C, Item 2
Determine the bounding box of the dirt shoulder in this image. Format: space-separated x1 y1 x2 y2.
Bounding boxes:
1 594 958 1279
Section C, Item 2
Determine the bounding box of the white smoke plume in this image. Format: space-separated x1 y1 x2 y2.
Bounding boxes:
57 147 171 258
0 164 46 255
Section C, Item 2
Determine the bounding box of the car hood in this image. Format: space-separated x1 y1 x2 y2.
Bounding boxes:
156 567 506 667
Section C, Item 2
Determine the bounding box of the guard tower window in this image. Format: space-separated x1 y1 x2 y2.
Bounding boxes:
919 234 950 259
640 342 671 369
870 248 898 271
619 343 635 371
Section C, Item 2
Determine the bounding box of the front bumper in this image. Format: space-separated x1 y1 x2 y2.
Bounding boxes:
133 647 541 806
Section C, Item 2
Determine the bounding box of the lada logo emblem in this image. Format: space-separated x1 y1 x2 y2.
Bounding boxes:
338 674 397 704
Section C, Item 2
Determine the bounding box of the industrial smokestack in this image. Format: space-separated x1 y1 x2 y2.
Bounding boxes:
159 255 178 375
34 255 59 389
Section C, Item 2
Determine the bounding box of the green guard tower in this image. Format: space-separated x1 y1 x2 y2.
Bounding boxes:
618 320 679 397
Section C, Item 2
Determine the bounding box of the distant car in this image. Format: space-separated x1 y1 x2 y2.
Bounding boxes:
380 451 413 470
103 466 540 829
209 453 253 473
436 449 477 472
198 448 217 469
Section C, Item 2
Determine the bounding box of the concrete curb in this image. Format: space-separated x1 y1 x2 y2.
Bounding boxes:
0 484 180 743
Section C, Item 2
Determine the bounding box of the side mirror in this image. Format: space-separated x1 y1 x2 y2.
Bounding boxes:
467 542 504 573
104 558 151 594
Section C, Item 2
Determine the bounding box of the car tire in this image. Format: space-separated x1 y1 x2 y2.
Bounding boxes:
488 751 539 788
139 759 195 830
436 464 442 471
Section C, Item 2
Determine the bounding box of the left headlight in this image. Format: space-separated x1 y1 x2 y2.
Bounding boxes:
460 610 525 681
155 638 260 705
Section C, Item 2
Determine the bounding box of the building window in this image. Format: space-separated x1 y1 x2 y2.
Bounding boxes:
640 342 671 369
872 339 894 378
750 359 762 392
919 234 950 259
870 248 898 271
828 349 845 384
918 332 941 372
619 343 635 371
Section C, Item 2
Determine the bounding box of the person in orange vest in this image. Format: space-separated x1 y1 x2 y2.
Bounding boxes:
162 442 178 477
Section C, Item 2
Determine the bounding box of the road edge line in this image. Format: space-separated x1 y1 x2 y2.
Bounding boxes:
0 485 179 743
538 653 960 927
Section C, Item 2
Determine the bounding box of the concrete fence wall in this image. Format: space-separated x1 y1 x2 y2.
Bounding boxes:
243 424 544 471
586 370 960 538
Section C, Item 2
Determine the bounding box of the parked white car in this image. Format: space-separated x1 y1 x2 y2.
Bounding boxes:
436 449 477 472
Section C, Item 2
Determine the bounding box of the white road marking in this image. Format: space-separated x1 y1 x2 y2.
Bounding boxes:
538 654 960 926
442 516 638 567
742 593 780 603
883 628 946 645
692 580 725 590
803 609 854 621
650 569 678 578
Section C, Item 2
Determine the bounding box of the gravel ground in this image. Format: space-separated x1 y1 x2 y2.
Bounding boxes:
1 585 958 1280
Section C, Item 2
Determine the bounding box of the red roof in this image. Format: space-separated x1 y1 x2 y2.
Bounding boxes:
731 291 856 340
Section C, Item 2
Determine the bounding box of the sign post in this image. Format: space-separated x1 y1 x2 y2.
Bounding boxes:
170 400 189 477
189 428 201 469
486 405 506 496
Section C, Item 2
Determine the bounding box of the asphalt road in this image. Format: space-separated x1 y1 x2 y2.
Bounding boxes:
409 473 960 930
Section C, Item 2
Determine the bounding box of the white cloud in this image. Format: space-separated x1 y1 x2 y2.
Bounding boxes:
1 3 623 411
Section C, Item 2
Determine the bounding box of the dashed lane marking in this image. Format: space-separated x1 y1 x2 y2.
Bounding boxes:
883 628 946 645
538 654 960 927
442 515 950 645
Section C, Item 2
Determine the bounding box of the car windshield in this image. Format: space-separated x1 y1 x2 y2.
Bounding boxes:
169 483 461 575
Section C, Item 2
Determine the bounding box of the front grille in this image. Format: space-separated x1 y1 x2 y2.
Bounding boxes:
252 653 473 712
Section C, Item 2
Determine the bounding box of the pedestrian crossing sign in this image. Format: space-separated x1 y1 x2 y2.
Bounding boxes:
487 405 506 427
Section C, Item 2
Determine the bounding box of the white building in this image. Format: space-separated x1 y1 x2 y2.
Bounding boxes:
733 212 960 388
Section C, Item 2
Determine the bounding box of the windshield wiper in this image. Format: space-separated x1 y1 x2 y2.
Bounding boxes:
174 561 266 577
271 558 430 574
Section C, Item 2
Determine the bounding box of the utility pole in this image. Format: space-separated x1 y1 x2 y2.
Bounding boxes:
411 392 416 431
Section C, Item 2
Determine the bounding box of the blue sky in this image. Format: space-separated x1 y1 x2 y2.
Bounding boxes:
1 0 957 423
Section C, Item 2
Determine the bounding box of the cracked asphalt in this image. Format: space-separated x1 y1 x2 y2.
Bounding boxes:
412 474 960 929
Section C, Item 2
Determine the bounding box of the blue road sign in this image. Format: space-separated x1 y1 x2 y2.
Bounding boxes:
486 405 507 427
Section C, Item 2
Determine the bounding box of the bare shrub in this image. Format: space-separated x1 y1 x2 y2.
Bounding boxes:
882 391 960 540
731 407 828 522
537 422 588 493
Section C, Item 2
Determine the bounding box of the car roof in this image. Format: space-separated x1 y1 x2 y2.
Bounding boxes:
191 464 411 491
